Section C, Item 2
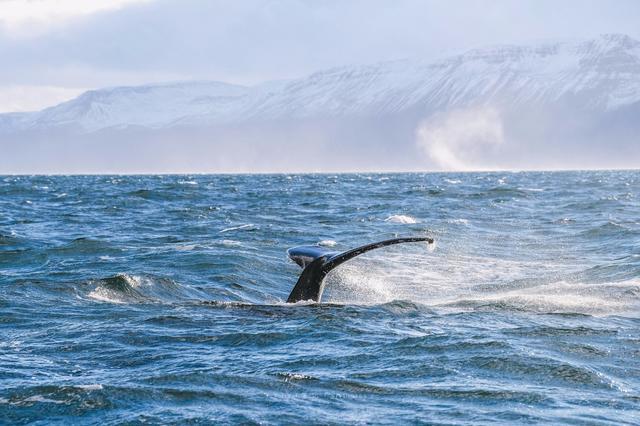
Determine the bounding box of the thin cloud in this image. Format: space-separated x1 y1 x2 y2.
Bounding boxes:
0 85 85 112
0 0 151 37
1 0 639 89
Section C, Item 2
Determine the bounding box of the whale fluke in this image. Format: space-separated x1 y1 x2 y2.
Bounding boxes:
286 237 434 303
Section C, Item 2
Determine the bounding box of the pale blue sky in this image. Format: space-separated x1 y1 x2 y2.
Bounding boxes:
2 0 639 111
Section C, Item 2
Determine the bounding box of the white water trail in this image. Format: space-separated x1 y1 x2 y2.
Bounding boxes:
322 247 640 316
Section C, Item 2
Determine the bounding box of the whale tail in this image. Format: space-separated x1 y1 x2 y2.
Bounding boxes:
286 237 434 303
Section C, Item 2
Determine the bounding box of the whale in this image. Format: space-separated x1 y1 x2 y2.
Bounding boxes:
286 237 434 303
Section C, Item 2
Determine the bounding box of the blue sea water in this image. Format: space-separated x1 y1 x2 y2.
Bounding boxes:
1 171 639 425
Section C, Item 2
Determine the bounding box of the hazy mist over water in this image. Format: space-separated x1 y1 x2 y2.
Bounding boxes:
1 172 639 423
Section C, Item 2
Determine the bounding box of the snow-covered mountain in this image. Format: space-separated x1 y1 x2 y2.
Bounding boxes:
2 34 639 172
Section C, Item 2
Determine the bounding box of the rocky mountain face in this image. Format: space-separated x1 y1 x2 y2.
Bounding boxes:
2 34 639 172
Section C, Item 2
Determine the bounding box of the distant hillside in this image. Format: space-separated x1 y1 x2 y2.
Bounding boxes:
2 34 639 173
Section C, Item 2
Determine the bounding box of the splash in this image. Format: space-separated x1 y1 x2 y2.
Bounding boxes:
442 279 640 315
321 250 640 316
415 106 505 171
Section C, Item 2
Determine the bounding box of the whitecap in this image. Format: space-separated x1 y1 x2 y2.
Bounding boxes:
384 214 419 224
75 384 103 391
278 372 316 382
88 288 127 304
318 239 337 247
447 218 469 225
520 187 544 192
220 224 256 233
23 395 65 404
87 274 142 304
174 244 197 251
556 217 575 224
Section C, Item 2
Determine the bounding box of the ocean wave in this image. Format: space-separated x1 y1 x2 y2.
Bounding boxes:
578 221 637 238
86 273 208 304
447 218 469 225
384 215 419 224
220 224 257 233
53 237 119 254
4 172 640 423
469 187 529 199
128 189 156 199
0 232 22 246
274 372 318 382
1 384 108 408
172 243 198 251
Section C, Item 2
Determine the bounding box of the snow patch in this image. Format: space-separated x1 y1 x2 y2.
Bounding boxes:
3 34 639 133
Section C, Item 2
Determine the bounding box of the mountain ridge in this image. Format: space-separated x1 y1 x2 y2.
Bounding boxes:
1 34 639 173
2 33 639 133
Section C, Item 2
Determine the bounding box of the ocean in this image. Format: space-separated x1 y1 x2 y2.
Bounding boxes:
1 172 639 424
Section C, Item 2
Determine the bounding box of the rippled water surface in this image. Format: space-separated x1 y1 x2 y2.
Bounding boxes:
1 172 639 424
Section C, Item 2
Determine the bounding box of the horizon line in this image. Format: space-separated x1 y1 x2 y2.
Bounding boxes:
1 167 638 177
